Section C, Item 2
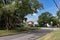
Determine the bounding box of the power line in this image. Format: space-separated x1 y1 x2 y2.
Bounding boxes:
53 0 60 10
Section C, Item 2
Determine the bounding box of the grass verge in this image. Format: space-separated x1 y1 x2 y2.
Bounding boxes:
37 30 60 40
0 30 18 36
0 27 40 36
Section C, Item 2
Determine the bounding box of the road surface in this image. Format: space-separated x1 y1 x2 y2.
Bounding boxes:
0 28 59 40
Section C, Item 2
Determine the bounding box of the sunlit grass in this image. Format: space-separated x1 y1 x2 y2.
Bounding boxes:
37 30 60 40
0 30 18 36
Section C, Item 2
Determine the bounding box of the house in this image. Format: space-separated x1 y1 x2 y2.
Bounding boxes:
33 22 38 27
25 21 34 27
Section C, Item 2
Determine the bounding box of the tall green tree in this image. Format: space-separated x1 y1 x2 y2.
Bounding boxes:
50 16 59 26
38 12 52 27
56 10 60 24
57 11 60 19
0 0 43 30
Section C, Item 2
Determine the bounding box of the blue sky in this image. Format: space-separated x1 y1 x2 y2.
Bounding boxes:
26 0 60 22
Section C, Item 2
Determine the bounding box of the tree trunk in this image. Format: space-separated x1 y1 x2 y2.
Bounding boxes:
6 16 9 30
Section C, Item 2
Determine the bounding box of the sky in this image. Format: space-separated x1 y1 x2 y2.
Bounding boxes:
26 0 60 22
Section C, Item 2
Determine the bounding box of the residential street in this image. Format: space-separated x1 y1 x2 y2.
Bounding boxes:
0 28 59 40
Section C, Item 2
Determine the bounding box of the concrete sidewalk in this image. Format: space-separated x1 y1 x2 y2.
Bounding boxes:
40 27 60 30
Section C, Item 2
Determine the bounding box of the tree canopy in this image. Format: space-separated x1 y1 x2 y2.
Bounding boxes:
38 12 59 27
57 10 60 19
0 0 43 30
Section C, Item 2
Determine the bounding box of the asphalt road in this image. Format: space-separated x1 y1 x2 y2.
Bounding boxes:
0 28 58 40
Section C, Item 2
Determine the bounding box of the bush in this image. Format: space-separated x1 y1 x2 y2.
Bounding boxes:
16 27 40 32
16 27 29 32
28 27 39 30
16 24 40 32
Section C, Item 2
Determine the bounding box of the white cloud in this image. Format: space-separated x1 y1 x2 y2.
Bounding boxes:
33 13 37 16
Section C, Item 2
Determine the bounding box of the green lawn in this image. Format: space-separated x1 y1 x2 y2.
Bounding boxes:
0 27 40 36
37 30 60 40
0 30 18 36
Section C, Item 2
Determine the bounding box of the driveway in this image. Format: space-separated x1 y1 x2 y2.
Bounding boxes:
0 28 59 40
